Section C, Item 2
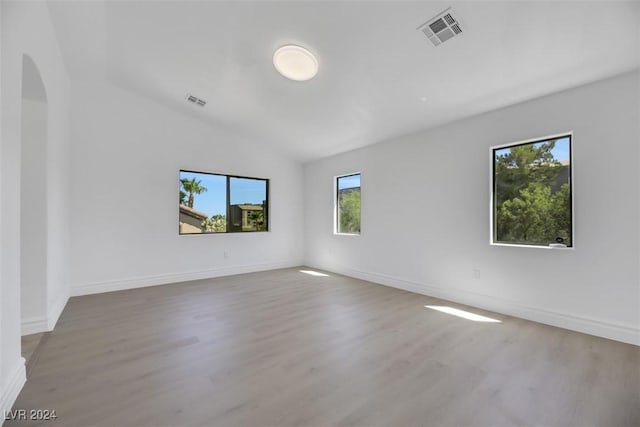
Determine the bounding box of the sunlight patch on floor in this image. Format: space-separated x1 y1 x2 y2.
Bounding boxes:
425 305 502 323
299 270 329 277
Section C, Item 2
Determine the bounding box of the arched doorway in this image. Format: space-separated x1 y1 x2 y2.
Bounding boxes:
20 54 48 342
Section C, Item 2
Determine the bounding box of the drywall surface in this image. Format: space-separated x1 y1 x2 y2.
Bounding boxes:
69 81 305 295
20 99 47 327
304 71 640 345
1 0 71 419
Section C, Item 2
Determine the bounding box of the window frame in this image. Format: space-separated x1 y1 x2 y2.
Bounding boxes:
490 132 574 249
179 169 269 235
334 172 362 236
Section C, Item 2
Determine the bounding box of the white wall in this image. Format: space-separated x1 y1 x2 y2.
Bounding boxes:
1 0 71 420
304 71 640 345
69 81 305 295
20 99 47 327
0 1 5 418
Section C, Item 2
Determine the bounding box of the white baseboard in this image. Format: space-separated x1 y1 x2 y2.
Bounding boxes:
47 292 69 331
21 292 70 335
71 261 299 297
0 358 26 426
21 317 48 336
311 263 640 346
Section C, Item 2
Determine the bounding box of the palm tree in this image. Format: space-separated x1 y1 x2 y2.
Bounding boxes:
249 210 264 231
180 178 207 208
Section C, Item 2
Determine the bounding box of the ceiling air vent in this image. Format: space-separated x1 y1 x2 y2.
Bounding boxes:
417 8 463 47
185 94 206 107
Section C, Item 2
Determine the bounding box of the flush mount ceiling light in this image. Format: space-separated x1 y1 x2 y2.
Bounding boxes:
273 45 318 81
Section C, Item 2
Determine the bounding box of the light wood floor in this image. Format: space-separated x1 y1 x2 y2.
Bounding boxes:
21 332 47 379
8 268 640 427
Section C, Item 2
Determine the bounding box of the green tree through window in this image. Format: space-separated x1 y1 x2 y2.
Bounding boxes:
337 173 361 234
493 135 572 247
180 177 207 208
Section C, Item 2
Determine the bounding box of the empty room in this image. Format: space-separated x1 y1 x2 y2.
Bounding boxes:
1 1 639 426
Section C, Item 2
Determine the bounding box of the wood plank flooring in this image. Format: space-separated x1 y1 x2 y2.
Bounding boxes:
21 332 47 379
7 268 640 426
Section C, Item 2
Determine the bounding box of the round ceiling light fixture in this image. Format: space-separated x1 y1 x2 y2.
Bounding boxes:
273 45 318 81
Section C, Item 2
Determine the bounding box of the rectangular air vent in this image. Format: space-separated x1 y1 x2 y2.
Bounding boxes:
185 94 206 107
417 8 463 47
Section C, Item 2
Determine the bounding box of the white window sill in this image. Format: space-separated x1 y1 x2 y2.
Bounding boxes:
491 242 574 250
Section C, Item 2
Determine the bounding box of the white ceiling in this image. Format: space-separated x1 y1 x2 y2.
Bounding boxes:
48 1 640 161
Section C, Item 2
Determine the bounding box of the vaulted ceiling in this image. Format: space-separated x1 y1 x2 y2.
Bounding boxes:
48 1 640 161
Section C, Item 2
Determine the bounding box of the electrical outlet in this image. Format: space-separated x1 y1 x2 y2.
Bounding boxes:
472 269 480 280
224 251 229 259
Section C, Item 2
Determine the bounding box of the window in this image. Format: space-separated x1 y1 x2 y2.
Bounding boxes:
492 134 572 247
179 170 268 234
336 173 361 234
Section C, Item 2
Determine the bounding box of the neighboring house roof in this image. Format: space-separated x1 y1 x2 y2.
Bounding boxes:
235 204 263 211
179 204 208 220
